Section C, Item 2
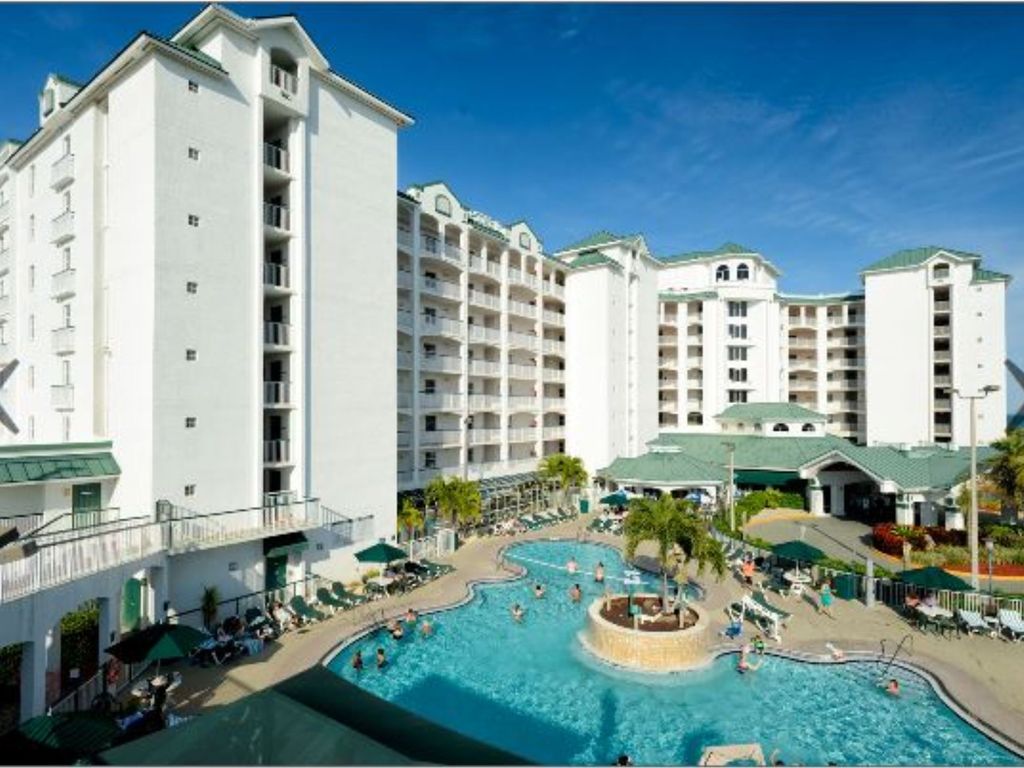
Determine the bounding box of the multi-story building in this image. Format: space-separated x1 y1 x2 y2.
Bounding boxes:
0 5 409 720
395 183 569 491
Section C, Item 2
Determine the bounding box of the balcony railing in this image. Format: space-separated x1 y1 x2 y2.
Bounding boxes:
542 368 564 383
422 276 461 300
508 331 539 351
508 299 535 319
0 199 9 222
263 439 291 464
420 355 462 374
508 364 537 380
468 325 500 344
397 350 413 369
397 431 412 449
397 310 413 331
419 392 462 410
263 380 291 406
543 310 565 326
420 430 462 447
51 383 74 410
542 339 565 355
52 325 75 355
469 428 501 444
263 143 289 173
263 202 290 231
398 227 414 251
508 395 537 410
934 301 951 312
397 392 413 409
51 267 76 299
508 427 535 442
933 350 952 363
468 394 500 410
51 152 74 189
263 263 289 290
468 290 500 311
270 64 298 94
51 210 74 244
468 257 501 279
263 321 291 348
543 426 565 440
470 359 500 377
549 283 565 299
0 248 8 276
397 269 413 290
444 243 464 262
420 315 463 338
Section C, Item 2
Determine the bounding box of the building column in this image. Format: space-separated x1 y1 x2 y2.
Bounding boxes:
894 494 914 525
831 483 846 518
147 565 168 624
807 478 824 515
43 621 61 711
96 596 117 666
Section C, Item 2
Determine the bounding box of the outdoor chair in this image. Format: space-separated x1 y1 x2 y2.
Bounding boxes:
289 595 326 624
332 582 369 606
957 609 992 636
998 609 1024 641
316 587 348 612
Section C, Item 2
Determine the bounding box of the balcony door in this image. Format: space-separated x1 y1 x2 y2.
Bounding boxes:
72 482 102 528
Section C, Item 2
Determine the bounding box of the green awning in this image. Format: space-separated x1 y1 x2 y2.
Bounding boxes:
735 469 800 486
263 531 309 558
0 452 120 485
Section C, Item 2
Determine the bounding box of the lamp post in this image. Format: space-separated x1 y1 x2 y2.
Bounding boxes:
948 384 1000 590
985 537 995 595
724 442 736 533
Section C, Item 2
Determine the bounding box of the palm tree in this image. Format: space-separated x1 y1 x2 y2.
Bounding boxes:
985 429 1024 522
538 453 588 509
397 497 425 543
623 493 726 611
425 475 482 530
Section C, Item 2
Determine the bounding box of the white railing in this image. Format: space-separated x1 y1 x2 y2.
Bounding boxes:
263 263 289 289
788 358 817 371
508 364 537 380
420 430 462 446
50 383 74 410
420 355 462 374
421 315 464 337
470 359 500 377
397 431 412 448
468 289 500 310
508 331 539 350
421 276 461 300
787 316 817 327
270 64 298 94
444 243 464 262
543 426 565 440
48 267 76 299
934 301 951 312
933 326 951 338
263 321 291 347
469 325 501 344
468 394 500 410
51 326 75 355
397 392 412 409
397 350 413 369
51 152 74 188
397 269 413 290
542 368 564 383
263 439 290 464
508 395 537 410
263 380 291 406
263 143 289 173
542 339 565 355
934 374 952 386
419 392 462 410
0 248 9 275
933 351 951 363
543 397 565 410
167 499 326 553
934 398 952 410
789 379 817 391
788 338 817 349
659 358 677 369
828 358 864 369
542 310 564 326
508 427 535 442
549 283 565 299
0 513 44 536
469 428 501 443
468 257 500 278
263 202 290 231
420 233 440 254
397 309 413 330
397 228 414 250
51 210 74 243
404 527 456 562
0 520 166 604
508 299 536 318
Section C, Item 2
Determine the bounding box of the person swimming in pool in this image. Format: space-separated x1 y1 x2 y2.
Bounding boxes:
420 618 433 637
534 583 546 599
569 583 582 603
752 635 766 655
376 647 387 669
885 678 900 697
511 603 525 622
594 562 605 583
405 607 418 624
567 556 578 575
352 650 364 672
387 619 404 640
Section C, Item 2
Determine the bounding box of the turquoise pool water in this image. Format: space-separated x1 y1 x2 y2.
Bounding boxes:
328 540 1021 766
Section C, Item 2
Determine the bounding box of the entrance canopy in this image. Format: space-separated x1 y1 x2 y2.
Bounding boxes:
263 531 309 558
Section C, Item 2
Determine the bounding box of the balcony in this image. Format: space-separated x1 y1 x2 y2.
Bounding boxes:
934 374 952 386
542 339 566 356
0 248 7 276
397 431 412 449
397 350 413 369
420 234 462 268
933 325 951 339
421 275 461 301
659 379 678 390
659 358 678 370
934 301 951 313
508 331 540 351
469 428 501 444
658 334 678 347
543 397 565 411
420 430 462 447
508 427 536 443
420 355 462 374
263 380 292 407
933 350 952 363
508 268 539 291
270 64 298 94
508 364 537 380
420 315 463 339
826 378 860 391
263 143 289 175
51 210 74 244
397 269 413 290
542 368 564 383
788 338 816 350
468 257 501 280
789 378 818 392
468 324 500 345
398 227 414 252
263 439 291 465
934 398 952 411
445 242 464 262
263 263 290 292
787 315 817 329
468 289 500 311
659 401 678 413
263 321 291 350
543 426 565 441
508 395 537 411
828 358 864 370
548 283 565 299
508 299 536 319
419 392 462 411
788 358 817 372
263 202 290 233
470 359 501 377
397 309 414 332
542 309 564 326
50 383 74 411
51 325 75 355
827 337 860 348
397 391 412 409
51 152 74 189
468 393 500 410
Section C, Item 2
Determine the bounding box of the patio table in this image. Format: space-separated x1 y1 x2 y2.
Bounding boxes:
783 569 812 598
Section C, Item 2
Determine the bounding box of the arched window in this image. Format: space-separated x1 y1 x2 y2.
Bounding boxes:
687 412 703 426
801 423 816 433
435 195 452 216
772 423 790 432
932 263 949 279
715 265 730 282
736 263 750 281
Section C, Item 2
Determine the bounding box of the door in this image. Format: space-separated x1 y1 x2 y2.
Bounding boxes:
121 578 142 633
265 555 288 593
72 483 102 528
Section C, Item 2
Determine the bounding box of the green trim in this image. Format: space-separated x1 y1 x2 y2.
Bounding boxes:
569 249 620 270
655 242 781 275
0 440 113 455
263 531 309 558
777 292 864 305
715 403 826 424
735 469 801 486
659 290 717 302
860 246 981 276
150 35 227 73
557 230 636 254
0 452 120 485
468 218 509 242
971 267 1012 285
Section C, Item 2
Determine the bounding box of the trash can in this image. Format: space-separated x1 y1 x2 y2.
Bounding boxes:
834 573 858 600
579 499 590 514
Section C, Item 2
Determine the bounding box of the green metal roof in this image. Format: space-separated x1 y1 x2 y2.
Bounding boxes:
860 246 982 275
778 292 864 305
971 267 1012 285
151 35 227 73
468 218 509 242
570 249 621 270
716 403 827 424
657 242 757 264
601 451 727 486
659 290 718 302
557 230 630 253
0 452 120 485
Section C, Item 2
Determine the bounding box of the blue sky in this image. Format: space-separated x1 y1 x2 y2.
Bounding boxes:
2 2 1023 396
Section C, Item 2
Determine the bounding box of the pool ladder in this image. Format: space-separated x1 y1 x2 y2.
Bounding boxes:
876 634 914 682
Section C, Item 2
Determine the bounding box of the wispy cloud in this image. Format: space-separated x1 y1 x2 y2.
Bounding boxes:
35 7 82 32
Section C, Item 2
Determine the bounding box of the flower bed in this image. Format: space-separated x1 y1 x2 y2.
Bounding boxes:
871 523 966 557
873 522 1024 571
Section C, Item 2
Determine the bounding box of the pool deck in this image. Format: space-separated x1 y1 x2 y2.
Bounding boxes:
168 518 1024 753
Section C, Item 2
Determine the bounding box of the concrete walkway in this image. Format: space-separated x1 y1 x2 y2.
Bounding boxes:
164 517 1024 753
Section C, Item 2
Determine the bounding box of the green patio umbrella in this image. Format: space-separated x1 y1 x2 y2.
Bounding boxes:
600 491 629 507
354 541 409 564
4 712 121 763
771 540 825 569
899 566 972 592
105 622 208 668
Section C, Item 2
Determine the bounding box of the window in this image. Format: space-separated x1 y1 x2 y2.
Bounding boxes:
61 247 71 271
736 263 750 281
932 263 949 279
28 265 35 291
186 281 198 294
185 417 197 428
423 343 436 358
28 314 34 340
802 423 816 433
28 416 34 440
62 415 70 442
715 265 730 282
423 379 436 394
772 423 790 432
62 135 71 156
184 484 196 496
187 214 200 227
29 215 35 241
728 390 748 403
727 346 748 362
424 452 437 469
425 415 437 431
62 303 72 327
728 324 747 339
28 365 34 389
187 147 200 161
29 165 35 196
185 349 197 361
728 367 748 383
188 80 199 93
435 195 452 216
62 359 71 385
728 301 748 318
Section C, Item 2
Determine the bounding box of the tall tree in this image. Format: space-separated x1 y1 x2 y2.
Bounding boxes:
985 429 1024 522
425 476 482 529
538 453 588 508
624 493 726 611
397 497 425 543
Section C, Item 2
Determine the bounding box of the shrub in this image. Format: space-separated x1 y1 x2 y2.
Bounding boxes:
873 522 967 557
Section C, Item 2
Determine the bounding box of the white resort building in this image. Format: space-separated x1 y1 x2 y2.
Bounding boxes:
0 1 1012 732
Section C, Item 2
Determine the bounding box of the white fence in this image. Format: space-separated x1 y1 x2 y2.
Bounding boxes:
404 527 457 562
49 659 152 715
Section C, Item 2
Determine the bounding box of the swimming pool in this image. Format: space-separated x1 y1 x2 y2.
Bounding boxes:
327 540 1021 766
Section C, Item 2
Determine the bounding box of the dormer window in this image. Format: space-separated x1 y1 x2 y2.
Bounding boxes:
801 423 816 433
715 265 730 282
737 263 750 281
435 195 452 217
932 263 949 279
772 423 790 432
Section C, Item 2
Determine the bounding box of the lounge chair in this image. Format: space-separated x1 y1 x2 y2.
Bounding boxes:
957 609 992 636
316 587 348 612
332 582 369 606
289 595 326 624
998 609 1024 641
742 591 791 643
